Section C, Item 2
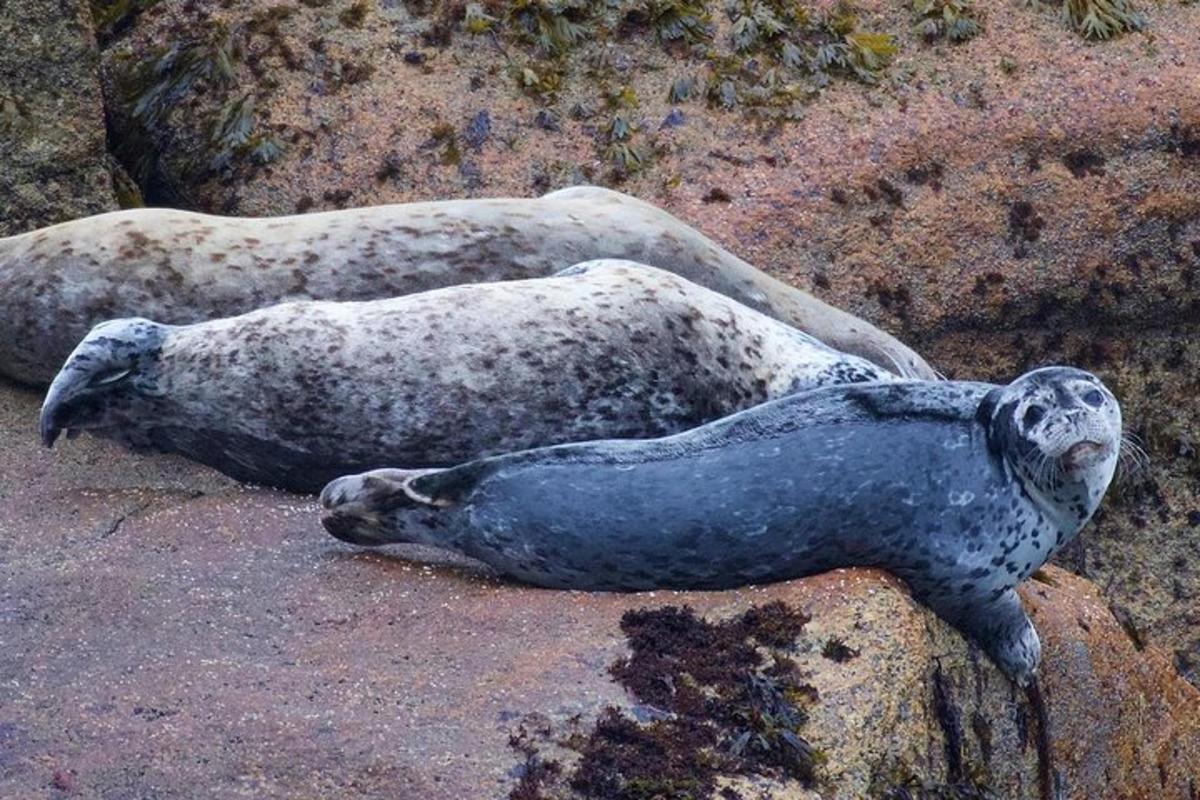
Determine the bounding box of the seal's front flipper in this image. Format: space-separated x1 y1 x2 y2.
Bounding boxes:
937 588 1041 686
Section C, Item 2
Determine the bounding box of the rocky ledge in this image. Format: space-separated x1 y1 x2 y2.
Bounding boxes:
1 381 1198 799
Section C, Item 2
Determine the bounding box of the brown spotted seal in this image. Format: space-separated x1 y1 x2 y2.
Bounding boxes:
0 186 934 386
39 260 898 493
320 367 1123 685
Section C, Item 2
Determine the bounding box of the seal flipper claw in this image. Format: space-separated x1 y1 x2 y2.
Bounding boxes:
934 588 1041 686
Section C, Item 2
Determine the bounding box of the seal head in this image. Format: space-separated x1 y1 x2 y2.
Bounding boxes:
978 365 1120 531
40 319 166 448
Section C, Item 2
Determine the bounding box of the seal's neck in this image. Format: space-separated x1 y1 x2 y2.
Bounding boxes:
1018 473 1090 537
1011 455 1112 543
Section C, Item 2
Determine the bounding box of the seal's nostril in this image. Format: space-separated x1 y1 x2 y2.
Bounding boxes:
319 478 349 509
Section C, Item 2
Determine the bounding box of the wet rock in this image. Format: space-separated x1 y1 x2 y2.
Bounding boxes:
4 0 1200 793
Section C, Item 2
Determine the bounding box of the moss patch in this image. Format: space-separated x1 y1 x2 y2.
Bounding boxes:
449 0 898 127
912 0 981 42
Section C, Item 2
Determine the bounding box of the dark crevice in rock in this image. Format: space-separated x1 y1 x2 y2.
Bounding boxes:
1024 680 1056 800
970 711 993 767
1108 603 1146 652
96 499 152 540
1062 149 1106 178
932 663 966 783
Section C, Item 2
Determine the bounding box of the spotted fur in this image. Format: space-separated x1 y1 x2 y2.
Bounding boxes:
39 261 895 493
0 186 934 386
321 367 1122 685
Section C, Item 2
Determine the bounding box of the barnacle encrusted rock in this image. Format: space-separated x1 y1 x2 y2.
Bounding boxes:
0 0 119 235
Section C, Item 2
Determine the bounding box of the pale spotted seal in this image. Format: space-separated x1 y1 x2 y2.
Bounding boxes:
39 260 896 493
320 367 1122 684
0 186 934 386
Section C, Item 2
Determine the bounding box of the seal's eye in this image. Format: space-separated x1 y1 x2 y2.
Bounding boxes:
1023 405 1045 428
1082 389 1104 408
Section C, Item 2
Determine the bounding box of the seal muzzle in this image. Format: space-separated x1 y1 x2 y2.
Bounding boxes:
37 318 163 448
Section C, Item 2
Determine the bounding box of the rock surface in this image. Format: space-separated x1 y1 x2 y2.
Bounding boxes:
89 0 1200 683
1 380 1198 799
0 0 119 235
3 0 1200 796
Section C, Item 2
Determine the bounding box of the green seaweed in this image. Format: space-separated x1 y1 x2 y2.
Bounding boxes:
727 0 809 52
507 0 597 57
111 21 287 193
429 121 462 166
668 74 700 102
464 2 498 34
602 85 650 177
627 0 714 46
814 8 898 82
127 28 240 130
510 60 565 100
1025 0 1146 40
912 0 981 42
448 0 898 132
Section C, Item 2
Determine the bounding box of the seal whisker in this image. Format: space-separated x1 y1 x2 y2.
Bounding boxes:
1116 433 1150 481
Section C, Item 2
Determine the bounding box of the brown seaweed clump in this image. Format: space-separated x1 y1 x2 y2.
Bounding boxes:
508 602 822 799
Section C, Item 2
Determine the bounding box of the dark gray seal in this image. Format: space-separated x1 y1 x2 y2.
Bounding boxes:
320 367 1122 684
0 186 934 386
39 260 895 493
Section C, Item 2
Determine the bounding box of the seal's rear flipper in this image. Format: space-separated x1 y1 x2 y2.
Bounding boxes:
405 461 496 507
320 468 448 546
319 465 490 546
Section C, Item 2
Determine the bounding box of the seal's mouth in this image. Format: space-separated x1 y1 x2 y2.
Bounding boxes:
40 417 102 448
321 508 386 546
40 416 64 448
1061 440 1109 471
